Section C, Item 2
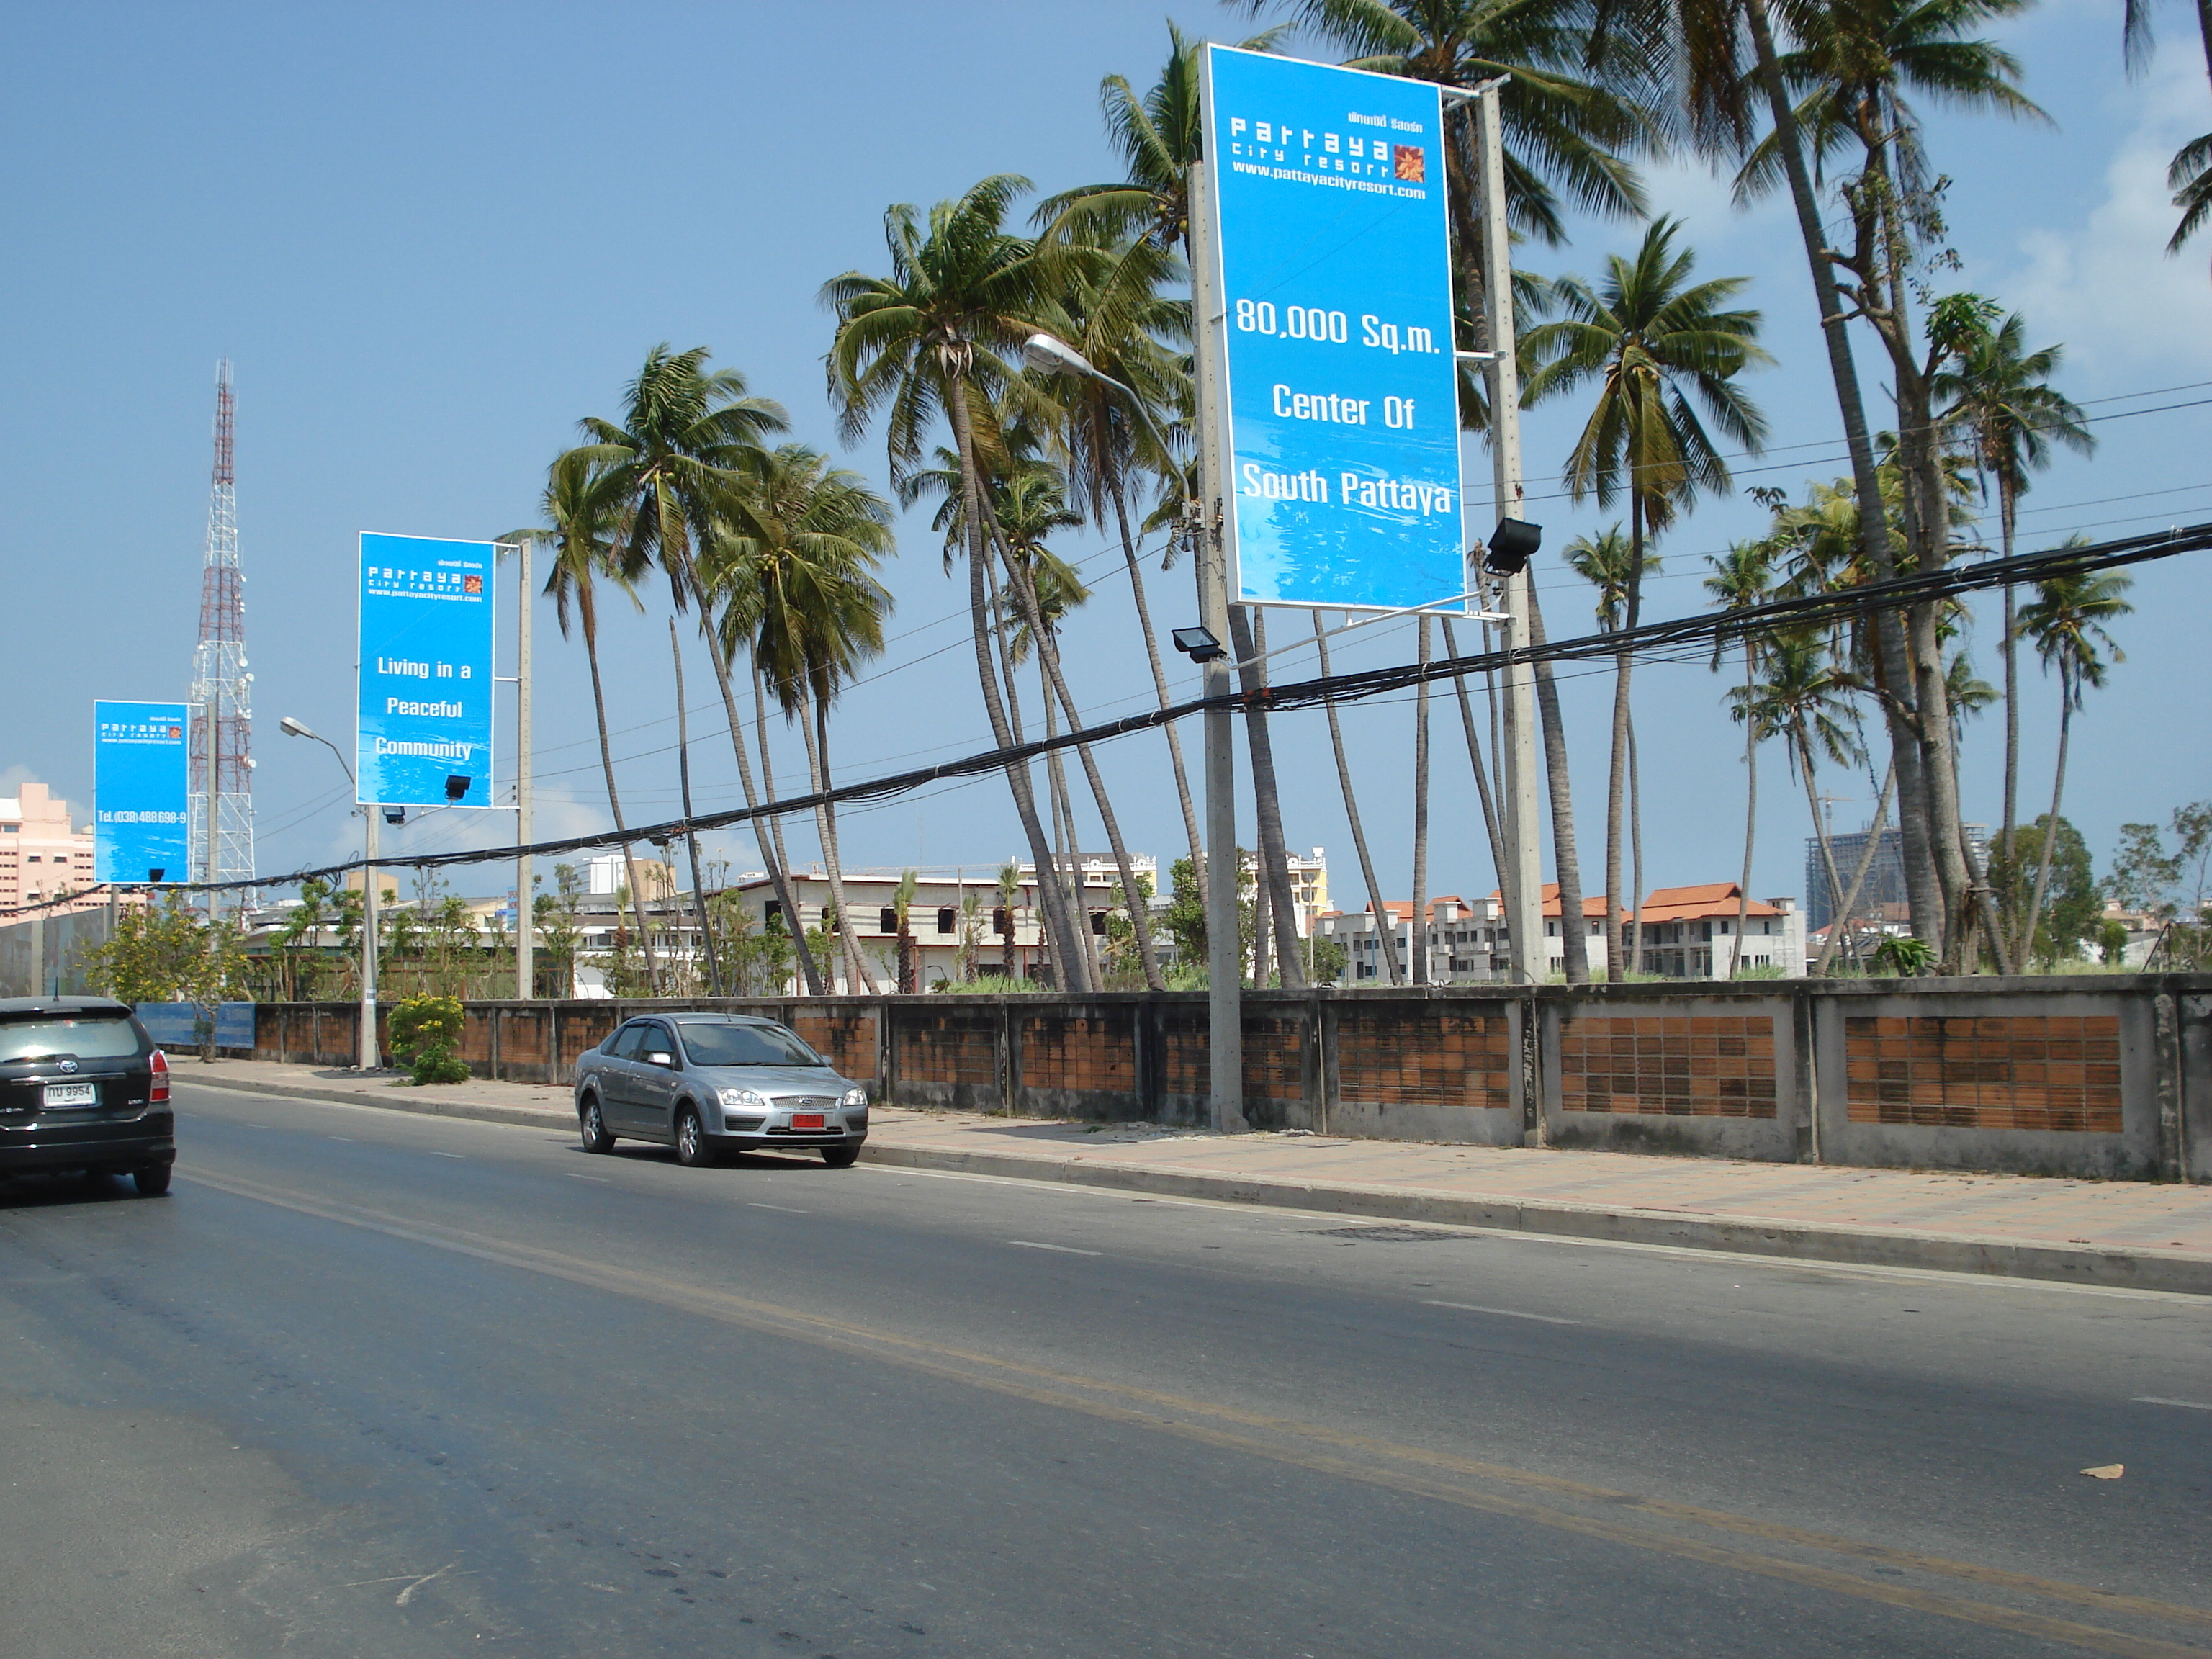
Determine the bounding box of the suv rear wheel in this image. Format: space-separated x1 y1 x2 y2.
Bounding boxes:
133 1165 172 1197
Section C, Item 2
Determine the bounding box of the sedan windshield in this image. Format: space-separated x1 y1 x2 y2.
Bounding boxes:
0 1016 143 1063
674 1022 824 1068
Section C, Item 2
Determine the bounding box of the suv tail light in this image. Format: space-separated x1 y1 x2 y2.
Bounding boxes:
150 1049 171 1104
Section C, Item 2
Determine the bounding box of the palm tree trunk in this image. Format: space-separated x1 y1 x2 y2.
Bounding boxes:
1438 618 1511 930
1226 606 1308 989
1411 613 1431 986
2000 481 2021 917
668 621 722 997
1800 738 1851 968
1112 486 1206 913
1251 841 1272 986
1605 646 1632 981
578 601 660 997
1629 714 1646 974
1742 0 1936 952
1315 611 1403 984
944 378 1087 986
1041 663 1098 987
2020 668 2074 964
987 520 1165 991
751 660 797 889
794 684 877 994
1733 641 1759 976
687 606 822 995
1524 590 1591 983
1808 760 1893 975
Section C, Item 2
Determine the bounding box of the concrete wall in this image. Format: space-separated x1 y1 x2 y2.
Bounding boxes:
236 973 2212 1182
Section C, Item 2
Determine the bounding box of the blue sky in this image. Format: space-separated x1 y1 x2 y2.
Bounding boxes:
3 0 2207 914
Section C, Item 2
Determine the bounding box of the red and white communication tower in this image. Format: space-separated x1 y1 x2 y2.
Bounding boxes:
187 360 256 909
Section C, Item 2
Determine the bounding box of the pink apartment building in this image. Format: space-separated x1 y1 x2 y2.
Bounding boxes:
1 781 109 917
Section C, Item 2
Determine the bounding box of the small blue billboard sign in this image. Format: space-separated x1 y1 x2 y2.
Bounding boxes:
1200 45 1465 611
355 532 496 808
94 700 191 884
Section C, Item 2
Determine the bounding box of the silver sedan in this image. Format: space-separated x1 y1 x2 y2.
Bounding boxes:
572 1015 869 1168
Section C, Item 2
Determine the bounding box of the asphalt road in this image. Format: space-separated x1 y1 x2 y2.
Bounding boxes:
3 1079 2209 1658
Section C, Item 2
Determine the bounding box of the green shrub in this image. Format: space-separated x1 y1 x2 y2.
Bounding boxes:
388 994 472 1085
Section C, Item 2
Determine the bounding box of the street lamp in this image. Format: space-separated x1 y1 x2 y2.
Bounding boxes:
281 716 379 1071
1022 333 1184 465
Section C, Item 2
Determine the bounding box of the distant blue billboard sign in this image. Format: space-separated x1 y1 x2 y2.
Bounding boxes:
356 532 495 808
1201 45 1465 611
94 700 191 885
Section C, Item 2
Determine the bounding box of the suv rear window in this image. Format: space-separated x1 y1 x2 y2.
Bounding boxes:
0 1015 144 1063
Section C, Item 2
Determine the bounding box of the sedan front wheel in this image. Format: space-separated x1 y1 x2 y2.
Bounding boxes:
580 1096 615 1154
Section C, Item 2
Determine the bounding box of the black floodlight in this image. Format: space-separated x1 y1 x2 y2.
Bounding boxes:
1172 625 1226 662
1483 518 1543 577
146 867 166 884
444 773 472 802
383 806 407 825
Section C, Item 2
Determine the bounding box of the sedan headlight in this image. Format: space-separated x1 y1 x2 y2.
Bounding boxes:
841 1087 868 1109
719 1087 770 1109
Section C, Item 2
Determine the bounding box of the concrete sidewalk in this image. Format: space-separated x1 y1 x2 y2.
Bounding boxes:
179 1058 2212 1295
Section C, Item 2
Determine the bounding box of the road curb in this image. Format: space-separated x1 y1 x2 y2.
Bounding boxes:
185 1072 573 1134
184 1071 2212 1295
857 1142 2212 1295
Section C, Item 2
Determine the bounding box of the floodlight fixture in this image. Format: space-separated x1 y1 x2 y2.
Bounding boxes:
444 773 472 802
1483 519 1542 577
1172 625 1226 663
383 806 406 825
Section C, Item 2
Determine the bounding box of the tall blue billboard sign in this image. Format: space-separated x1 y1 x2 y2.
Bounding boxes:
356 532 495 808
1201 46 1464 611
94 701 192 885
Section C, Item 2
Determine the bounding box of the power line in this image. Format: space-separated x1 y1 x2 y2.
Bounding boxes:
167 518 2212 899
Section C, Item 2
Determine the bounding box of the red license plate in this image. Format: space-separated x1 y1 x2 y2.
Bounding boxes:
791 1112 826 1129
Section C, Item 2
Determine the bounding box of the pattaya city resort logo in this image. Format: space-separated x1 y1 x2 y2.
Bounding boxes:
1224 109 1425 184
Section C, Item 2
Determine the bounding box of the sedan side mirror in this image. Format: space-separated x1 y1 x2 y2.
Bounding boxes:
644 1051 676 1069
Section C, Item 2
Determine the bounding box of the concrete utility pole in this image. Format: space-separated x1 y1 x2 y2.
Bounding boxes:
1187 156 1244 1134
514 537 534 1000
1477 81 1545 985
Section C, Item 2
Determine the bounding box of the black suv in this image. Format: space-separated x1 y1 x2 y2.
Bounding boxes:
0 998 174 1195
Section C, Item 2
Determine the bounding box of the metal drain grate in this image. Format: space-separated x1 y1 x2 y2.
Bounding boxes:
1306 1225 1472 1243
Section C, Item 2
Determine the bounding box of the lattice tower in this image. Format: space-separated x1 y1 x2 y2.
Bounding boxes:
187 360 256 907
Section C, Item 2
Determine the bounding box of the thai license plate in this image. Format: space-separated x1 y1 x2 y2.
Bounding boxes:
42 1082 96 1108
791 1112 826 1129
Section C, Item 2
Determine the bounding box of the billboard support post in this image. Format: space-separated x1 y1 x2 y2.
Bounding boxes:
359 809 379 1071
1187 149 1245 1136
1474 79 1545 988
512 538 534 1001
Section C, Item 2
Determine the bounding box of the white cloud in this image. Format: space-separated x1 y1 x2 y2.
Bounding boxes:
2000 57 2212 379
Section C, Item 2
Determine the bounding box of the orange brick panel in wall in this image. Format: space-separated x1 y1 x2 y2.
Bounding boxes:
896 1014 998 1087
1163 1012 1210 1096
1336 1010 1513 1110
1559 1015 1778 1118
1242 1015 1304 1103
1843 1014 2122 1131
561 1011 619 1073
1020 1013 1136 1093
794 1012 879 1081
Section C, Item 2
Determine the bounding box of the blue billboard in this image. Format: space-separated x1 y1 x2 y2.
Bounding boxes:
1202 45 1465 611
94 700 191 885
356 532 495 808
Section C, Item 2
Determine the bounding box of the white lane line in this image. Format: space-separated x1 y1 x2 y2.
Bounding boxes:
1007 1240 1103 1256
427 1151 464 1160
2135 1395 2212 1411
1424 1300 1578 1326
565 1172 609 1183
749 1202 809 1214
328 1136 356 1143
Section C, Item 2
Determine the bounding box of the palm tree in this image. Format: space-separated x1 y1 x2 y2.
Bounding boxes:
565 344 826 996
1241 0 1658 256
1569 525 1664 975
1748 630 1863 949
1310 611 1403 984
822 176 1090 986
2013 567 2132 963
891 869 920 994
1930 310 2093 881
506 451 662 994
713 444 896 997
1526 217 1768 981
2121 0 2212 258
1704 539 1779 973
